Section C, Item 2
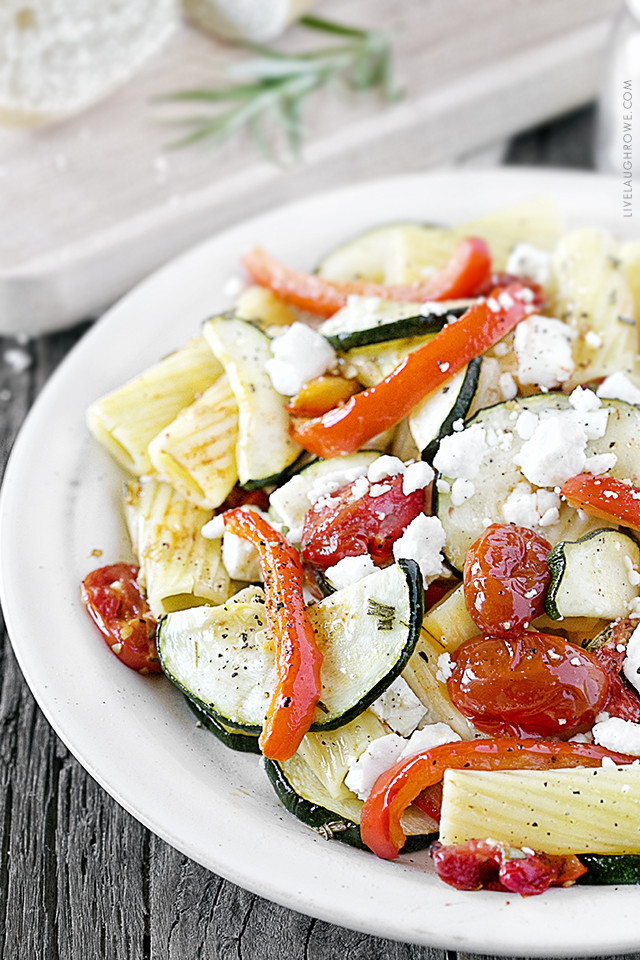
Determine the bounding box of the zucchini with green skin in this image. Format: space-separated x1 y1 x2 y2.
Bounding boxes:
157 561 423 735
545 529 640 620
265 753 437 850
323 306 468 352
202 315 303 489
410 358 482 463
184 696 261 754
315 221 423 283
578 854 640 885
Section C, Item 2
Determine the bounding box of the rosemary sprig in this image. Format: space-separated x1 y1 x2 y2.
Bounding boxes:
161 14 402 158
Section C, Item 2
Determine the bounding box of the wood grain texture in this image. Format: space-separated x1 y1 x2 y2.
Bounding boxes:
2 107 640 960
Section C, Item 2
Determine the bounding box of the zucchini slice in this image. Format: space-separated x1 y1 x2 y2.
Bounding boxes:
184 696 261 754
157 561 423 734
409 358 482 462
265 753 437 851
545 529 640 620
202 315 303 488
578 854 640 885
435 395 640 573
322 305 467 352
315 222 422 283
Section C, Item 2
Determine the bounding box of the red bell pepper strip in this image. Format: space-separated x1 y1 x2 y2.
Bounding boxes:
359 738 636 860
561 473 640 533
223 508 323 761
290 283 534 458
242 237 491 318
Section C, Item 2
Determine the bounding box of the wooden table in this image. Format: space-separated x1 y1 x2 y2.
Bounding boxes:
0 105 634 960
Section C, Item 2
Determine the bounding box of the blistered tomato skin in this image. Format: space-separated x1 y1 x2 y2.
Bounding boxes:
300 473 427 570
81 563 161 673
446 632 609 738
463 523 552 636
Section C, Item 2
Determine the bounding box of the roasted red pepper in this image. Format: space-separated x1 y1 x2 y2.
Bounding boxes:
359 738 635 860
561 473 640 532
242 237 491 318
223 508 323 761
289 283 534 458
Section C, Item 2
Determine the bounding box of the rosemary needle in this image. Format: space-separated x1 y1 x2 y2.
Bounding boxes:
161 14 402 158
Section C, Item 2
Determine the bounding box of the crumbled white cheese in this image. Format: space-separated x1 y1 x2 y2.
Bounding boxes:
222 531 263 581
585 330 603 349
574 407 610 441
369 483 392 497
265 322 336 396
268 474 312 542
450 478 475 506
306 464 369 505
515 415 587 487
398 723 461 761
622 624 640 695
402 460 434 495
367 455 405 483
493 340 510 357
392 515 446 585
569 386 602 412
436 652 454 683
514 410 539 441
499 372 518 401
201 514 226 539
592 716 640 756
452 418 465 432
513 315 575 388
344 734 405 800
436 479 451 494
325 554 375 590
420 300 451 317
501 484 560 529
584 453 618 476
624 556 640 588
597 371 640 406
505 243 550 286
370 676 428 737
432 424 487 479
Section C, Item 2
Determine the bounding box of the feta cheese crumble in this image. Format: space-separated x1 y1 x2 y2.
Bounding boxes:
597 371 640 406
432 423 487 479
265 322 336 396
505 242 550 286
344 734 405 800
370 677 427 736
513 315 575 388
392 514 446 585
515 415 587 487
324 554 375 590
593 716 640 756
367 455 405 483
402 460 434 495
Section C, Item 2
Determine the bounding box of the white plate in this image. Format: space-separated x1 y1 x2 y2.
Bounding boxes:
1 169 638 956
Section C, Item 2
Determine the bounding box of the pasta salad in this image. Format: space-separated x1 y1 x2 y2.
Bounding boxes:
81 198 640 896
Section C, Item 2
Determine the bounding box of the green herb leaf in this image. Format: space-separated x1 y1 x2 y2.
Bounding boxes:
161 14 402 160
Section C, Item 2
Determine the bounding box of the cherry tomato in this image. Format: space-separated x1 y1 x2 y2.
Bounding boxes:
589 619 640 722
446 632 609 737
300 472 427 570
81 563 161 673
463 523 551 635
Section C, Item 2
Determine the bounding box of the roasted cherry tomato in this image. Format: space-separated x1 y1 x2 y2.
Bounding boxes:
431 839 586 896
300 472 427 570
81 563 161 673
589 619 640 722
463 523 551 635
446 631 609 737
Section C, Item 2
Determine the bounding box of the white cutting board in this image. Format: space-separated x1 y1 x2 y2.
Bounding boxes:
0 0 621 336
